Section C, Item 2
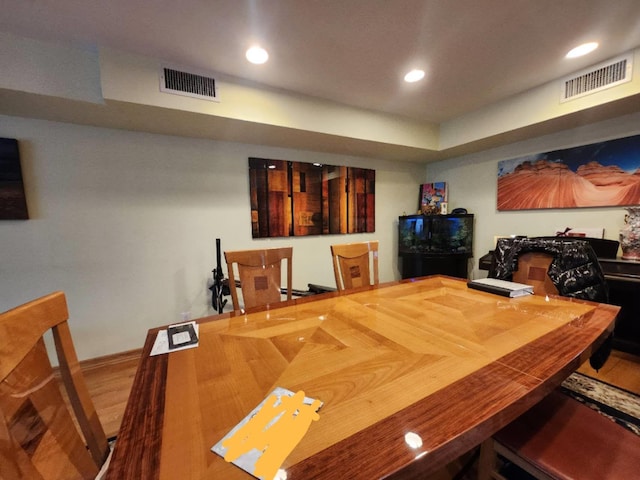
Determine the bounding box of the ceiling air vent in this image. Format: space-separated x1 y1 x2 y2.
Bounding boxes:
561 54 632 102
159 66 219 102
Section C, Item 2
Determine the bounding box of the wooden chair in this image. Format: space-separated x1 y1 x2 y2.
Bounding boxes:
225 246 293 310
511 251 558 296
330 240 379 291
478 390 640 480
478 248 639 480
0 292 110 480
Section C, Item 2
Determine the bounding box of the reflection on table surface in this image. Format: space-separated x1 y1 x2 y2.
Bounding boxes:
106 275 618 480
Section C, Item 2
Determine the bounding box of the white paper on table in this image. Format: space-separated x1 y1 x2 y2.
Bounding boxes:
149 321 200 356
211 387 323 479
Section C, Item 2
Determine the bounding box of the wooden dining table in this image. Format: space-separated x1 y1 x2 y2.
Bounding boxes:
105 276 618 480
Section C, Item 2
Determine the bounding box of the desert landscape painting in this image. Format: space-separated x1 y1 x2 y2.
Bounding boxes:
497 133 640 210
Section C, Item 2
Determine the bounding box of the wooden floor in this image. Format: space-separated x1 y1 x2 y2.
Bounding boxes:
577 349 640 394
81 349 142 439
81 348 640 475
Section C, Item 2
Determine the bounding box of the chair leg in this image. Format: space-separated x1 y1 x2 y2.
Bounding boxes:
478 439 498 480
480 438 556 480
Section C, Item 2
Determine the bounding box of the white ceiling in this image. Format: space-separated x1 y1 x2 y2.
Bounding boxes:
2 0 640 124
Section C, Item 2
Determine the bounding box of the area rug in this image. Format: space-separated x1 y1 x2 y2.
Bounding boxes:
560 371 640 436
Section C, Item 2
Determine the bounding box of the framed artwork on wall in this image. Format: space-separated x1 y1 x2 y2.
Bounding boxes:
419 182 447 214
497 133 640 211
248 158 375 238
0 138 29 220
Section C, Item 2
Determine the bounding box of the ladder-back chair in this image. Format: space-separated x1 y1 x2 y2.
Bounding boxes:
224 246 293 310
479 237 636 480
330 241 379 291
0 291 110 479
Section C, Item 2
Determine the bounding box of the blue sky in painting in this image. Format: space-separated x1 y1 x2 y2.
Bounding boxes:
498 133 640 176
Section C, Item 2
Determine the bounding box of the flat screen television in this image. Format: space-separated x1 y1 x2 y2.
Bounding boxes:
0 138 29 220
399 214 473 255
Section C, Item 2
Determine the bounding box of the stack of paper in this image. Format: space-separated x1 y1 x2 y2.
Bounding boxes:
467 278 534 298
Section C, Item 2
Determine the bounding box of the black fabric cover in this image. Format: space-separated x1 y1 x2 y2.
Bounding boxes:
489 237 612 370
490 237 608 302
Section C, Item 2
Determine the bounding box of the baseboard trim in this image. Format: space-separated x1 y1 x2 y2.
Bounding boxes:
53 348 142 378
79 348 143 371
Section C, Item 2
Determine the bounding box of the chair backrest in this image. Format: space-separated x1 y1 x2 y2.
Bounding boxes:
512 251 559 296
330 241 379 291
491 236 611 370
224 246 293 310
0 292 109 480
491 236 608 302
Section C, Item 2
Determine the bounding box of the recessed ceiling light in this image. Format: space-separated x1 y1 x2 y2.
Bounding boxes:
566 42 599 59
404 69 425 83
246 46 269 64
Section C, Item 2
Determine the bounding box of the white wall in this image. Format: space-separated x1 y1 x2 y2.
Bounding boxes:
0 115 423 360
440 49 640 149
427 111 640 280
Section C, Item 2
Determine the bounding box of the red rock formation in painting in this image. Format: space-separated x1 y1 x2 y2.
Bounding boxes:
576 161 637 187
498 159 640 210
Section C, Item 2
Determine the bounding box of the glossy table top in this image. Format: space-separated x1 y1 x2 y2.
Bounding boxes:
106 276 618 480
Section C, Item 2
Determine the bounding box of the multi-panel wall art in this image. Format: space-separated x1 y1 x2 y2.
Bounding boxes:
249 158 375 238
497 133 640 210
0 138 29 220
